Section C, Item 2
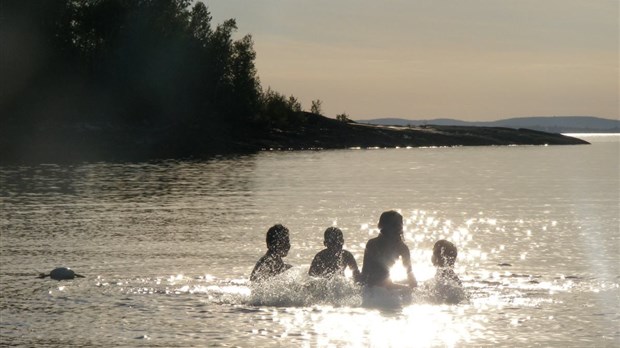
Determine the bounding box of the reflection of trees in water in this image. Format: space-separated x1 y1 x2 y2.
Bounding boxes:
1 165 80 200
1 157 261 246
0 156 259 202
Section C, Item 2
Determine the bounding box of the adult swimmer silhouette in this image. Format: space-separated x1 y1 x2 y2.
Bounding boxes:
361 211 418 290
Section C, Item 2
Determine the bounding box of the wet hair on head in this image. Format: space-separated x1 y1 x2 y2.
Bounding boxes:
266 224 289 248
378 210 403 238
433 239 458 267
324 226 344 245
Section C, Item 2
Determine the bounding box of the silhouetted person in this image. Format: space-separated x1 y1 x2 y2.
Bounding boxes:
432 239 462 286
309 227 361 282
431 239 465 304
250 224 293 282
361 211 417 289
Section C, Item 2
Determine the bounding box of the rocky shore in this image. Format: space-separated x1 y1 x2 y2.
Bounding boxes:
1 112 589 164
252 113 589 150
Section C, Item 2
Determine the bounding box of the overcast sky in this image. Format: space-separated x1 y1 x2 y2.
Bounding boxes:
202 0 618 121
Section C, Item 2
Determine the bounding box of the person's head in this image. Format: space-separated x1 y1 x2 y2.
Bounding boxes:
432 240 458 267
266 224 290 257
323 227 344 251
378 210 404 240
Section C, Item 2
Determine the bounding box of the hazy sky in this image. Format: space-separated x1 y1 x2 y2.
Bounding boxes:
203 0 618 121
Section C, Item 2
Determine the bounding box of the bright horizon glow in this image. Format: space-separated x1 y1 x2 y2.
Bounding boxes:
201 0 618 121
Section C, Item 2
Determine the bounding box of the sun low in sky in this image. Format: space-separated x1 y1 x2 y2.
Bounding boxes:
204 0 618 121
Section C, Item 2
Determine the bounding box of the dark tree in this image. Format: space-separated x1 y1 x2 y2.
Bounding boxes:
1 0 294 161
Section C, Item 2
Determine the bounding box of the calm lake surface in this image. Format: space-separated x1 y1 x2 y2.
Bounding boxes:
1 134 619 347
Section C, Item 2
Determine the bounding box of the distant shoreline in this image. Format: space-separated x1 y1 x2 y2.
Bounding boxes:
562 133 619 143
247 113 589 152
360 116 620 134
562 133 620 136
0 113 590 164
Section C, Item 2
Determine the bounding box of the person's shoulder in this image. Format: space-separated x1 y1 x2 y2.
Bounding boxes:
342 249 355 258
313 248 330 259
255 252 271 263
255 252 278 267
251 253 272 281
318 248 331 255
366 237 380 246
445 269 461 283
342 249 358 263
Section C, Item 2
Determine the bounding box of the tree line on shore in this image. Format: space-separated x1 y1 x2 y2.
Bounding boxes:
2 0 317 160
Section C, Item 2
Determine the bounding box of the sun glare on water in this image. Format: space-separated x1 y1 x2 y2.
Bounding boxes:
390 260 436 283
390 261 409 282
308 304 473 347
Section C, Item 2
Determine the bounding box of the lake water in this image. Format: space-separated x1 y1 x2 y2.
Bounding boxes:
1 134 618 347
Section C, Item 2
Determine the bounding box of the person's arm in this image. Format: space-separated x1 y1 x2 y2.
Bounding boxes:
308 254 321 276
400 244 418 288
278 256 293 273
344 251 362 283
250 258 264 282
359 241 374 285
454 273 462 286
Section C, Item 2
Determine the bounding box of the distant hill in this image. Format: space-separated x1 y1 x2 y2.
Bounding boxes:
359 116 620 133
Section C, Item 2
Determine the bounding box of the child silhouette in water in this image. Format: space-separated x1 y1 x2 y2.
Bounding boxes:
432 239 462 285
431 239 465 304
250 224 292 282
361 211 417 289
309 227 361 282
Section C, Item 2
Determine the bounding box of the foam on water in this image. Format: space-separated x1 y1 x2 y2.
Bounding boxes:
88 268 474 309
76 263 617 312
248 269 363 307
21 258 619 347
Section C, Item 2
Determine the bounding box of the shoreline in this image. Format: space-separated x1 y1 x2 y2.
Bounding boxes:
0 113 589 164
251 113 589 152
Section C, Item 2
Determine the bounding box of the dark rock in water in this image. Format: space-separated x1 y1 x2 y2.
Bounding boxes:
38 267 85 280
479 280 502 286
498 263 512 267
501 273 539 278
